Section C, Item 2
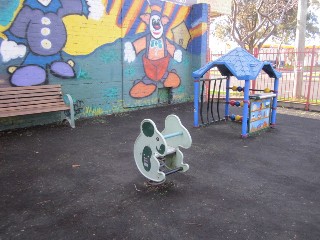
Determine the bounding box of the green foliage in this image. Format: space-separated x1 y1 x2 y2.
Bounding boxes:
213 0 319 52
275 3 319 43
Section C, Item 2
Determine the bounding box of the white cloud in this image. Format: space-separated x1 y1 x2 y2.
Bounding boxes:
86 0 104 20
0 40 26 63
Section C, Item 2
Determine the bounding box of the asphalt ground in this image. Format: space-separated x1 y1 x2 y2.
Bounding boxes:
0 102 319 240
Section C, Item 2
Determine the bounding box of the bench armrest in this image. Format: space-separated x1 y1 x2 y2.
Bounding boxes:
63 94 75 128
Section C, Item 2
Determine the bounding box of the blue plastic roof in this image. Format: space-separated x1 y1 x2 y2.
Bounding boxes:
192 47 282 80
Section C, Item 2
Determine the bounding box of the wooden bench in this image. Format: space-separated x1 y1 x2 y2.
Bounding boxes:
0 84 75 128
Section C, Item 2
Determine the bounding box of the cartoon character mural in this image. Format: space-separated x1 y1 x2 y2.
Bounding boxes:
0 0 103 87
124 0 183 98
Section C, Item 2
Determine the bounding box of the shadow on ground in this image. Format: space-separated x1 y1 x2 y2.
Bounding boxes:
0 102 319 240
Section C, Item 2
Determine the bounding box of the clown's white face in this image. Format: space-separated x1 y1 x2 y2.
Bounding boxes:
38 0 52 6
149 15 163 39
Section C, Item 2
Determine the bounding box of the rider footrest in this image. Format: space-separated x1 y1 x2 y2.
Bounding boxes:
165 167 183 176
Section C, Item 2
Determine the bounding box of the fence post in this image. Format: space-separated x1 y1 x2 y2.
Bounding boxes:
252 48 259 94
204 8 211 102
305 45 316 111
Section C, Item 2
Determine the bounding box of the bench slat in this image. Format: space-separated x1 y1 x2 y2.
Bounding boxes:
0 105 70 118
0 102 69 113
0 91 63 100
0 96 64 108
0 84 62 92
0 85 61 97
0 95 61 105
0 88 61 96
0 87 61 95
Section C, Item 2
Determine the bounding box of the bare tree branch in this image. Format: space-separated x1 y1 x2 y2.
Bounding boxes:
257 25 276 49
223 0 298 52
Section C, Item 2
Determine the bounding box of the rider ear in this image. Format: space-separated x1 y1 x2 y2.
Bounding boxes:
142 121 154 137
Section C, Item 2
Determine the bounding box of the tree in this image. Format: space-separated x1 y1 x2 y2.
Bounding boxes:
274 3 319 44
293 0 319 99
213 0 299 53
294 0 307 99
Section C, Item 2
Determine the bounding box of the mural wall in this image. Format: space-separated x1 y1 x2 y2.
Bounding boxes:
0 0 208 130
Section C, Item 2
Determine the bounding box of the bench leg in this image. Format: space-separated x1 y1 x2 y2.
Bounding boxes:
64 94 75 128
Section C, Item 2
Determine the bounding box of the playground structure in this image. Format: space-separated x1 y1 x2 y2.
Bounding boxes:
193 47 282 137
134 114 192 183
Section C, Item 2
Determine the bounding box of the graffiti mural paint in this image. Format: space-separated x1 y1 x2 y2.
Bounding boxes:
0 0 104 87
0 0 209 131
124 0 183 98
0 0 22 39
0 0 206 89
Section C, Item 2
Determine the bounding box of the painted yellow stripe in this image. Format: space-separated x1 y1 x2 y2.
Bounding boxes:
110 0 123 29
135 5 151 34
121 0 144 37
109 0 122 16
163 2 175 17
136 22 147 34
190 22 207 40
166 6 190 40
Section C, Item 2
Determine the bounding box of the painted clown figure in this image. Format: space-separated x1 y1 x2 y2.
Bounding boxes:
0 0 102 87
124 1 182 98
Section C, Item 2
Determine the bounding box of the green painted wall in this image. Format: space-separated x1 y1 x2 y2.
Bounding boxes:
0 1 208 131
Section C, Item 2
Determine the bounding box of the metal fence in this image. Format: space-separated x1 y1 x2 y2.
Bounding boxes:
209 46 320 110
